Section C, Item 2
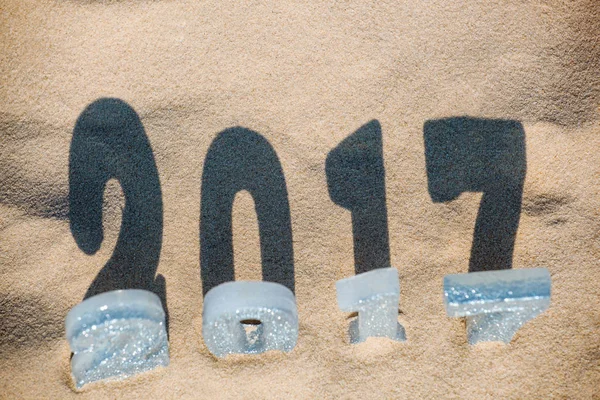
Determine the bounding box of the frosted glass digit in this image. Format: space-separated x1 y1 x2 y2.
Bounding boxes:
444 268 551 344
65 289 169 388
336 268 405 343
202 281 298 357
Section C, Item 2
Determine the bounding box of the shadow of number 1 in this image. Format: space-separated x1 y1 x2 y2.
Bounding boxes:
326 120 392 275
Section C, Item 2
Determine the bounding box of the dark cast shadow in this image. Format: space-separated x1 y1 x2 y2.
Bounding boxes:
423 117 526 272
69 98 168 331
326 120 391 275
200 127 294 296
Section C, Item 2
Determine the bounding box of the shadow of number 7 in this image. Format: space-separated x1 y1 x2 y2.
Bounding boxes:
423 117 527 272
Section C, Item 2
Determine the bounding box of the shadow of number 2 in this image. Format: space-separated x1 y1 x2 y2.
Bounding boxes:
68 98 168 322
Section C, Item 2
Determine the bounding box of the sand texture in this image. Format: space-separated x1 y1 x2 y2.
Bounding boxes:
1 0 599 398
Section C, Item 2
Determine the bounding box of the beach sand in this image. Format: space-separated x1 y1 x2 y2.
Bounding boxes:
1 0 599 398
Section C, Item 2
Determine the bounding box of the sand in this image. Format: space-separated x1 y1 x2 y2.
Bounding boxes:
1 0 599 398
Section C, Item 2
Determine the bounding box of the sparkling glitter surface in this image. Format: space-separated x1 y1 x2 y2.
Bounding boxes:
443 268 551 344
336 268 405 343
202 281 298 358
65 290 169 388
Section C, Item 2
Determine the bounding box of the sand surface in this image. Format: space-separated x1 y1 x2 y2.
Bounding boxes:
1 0 599 398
